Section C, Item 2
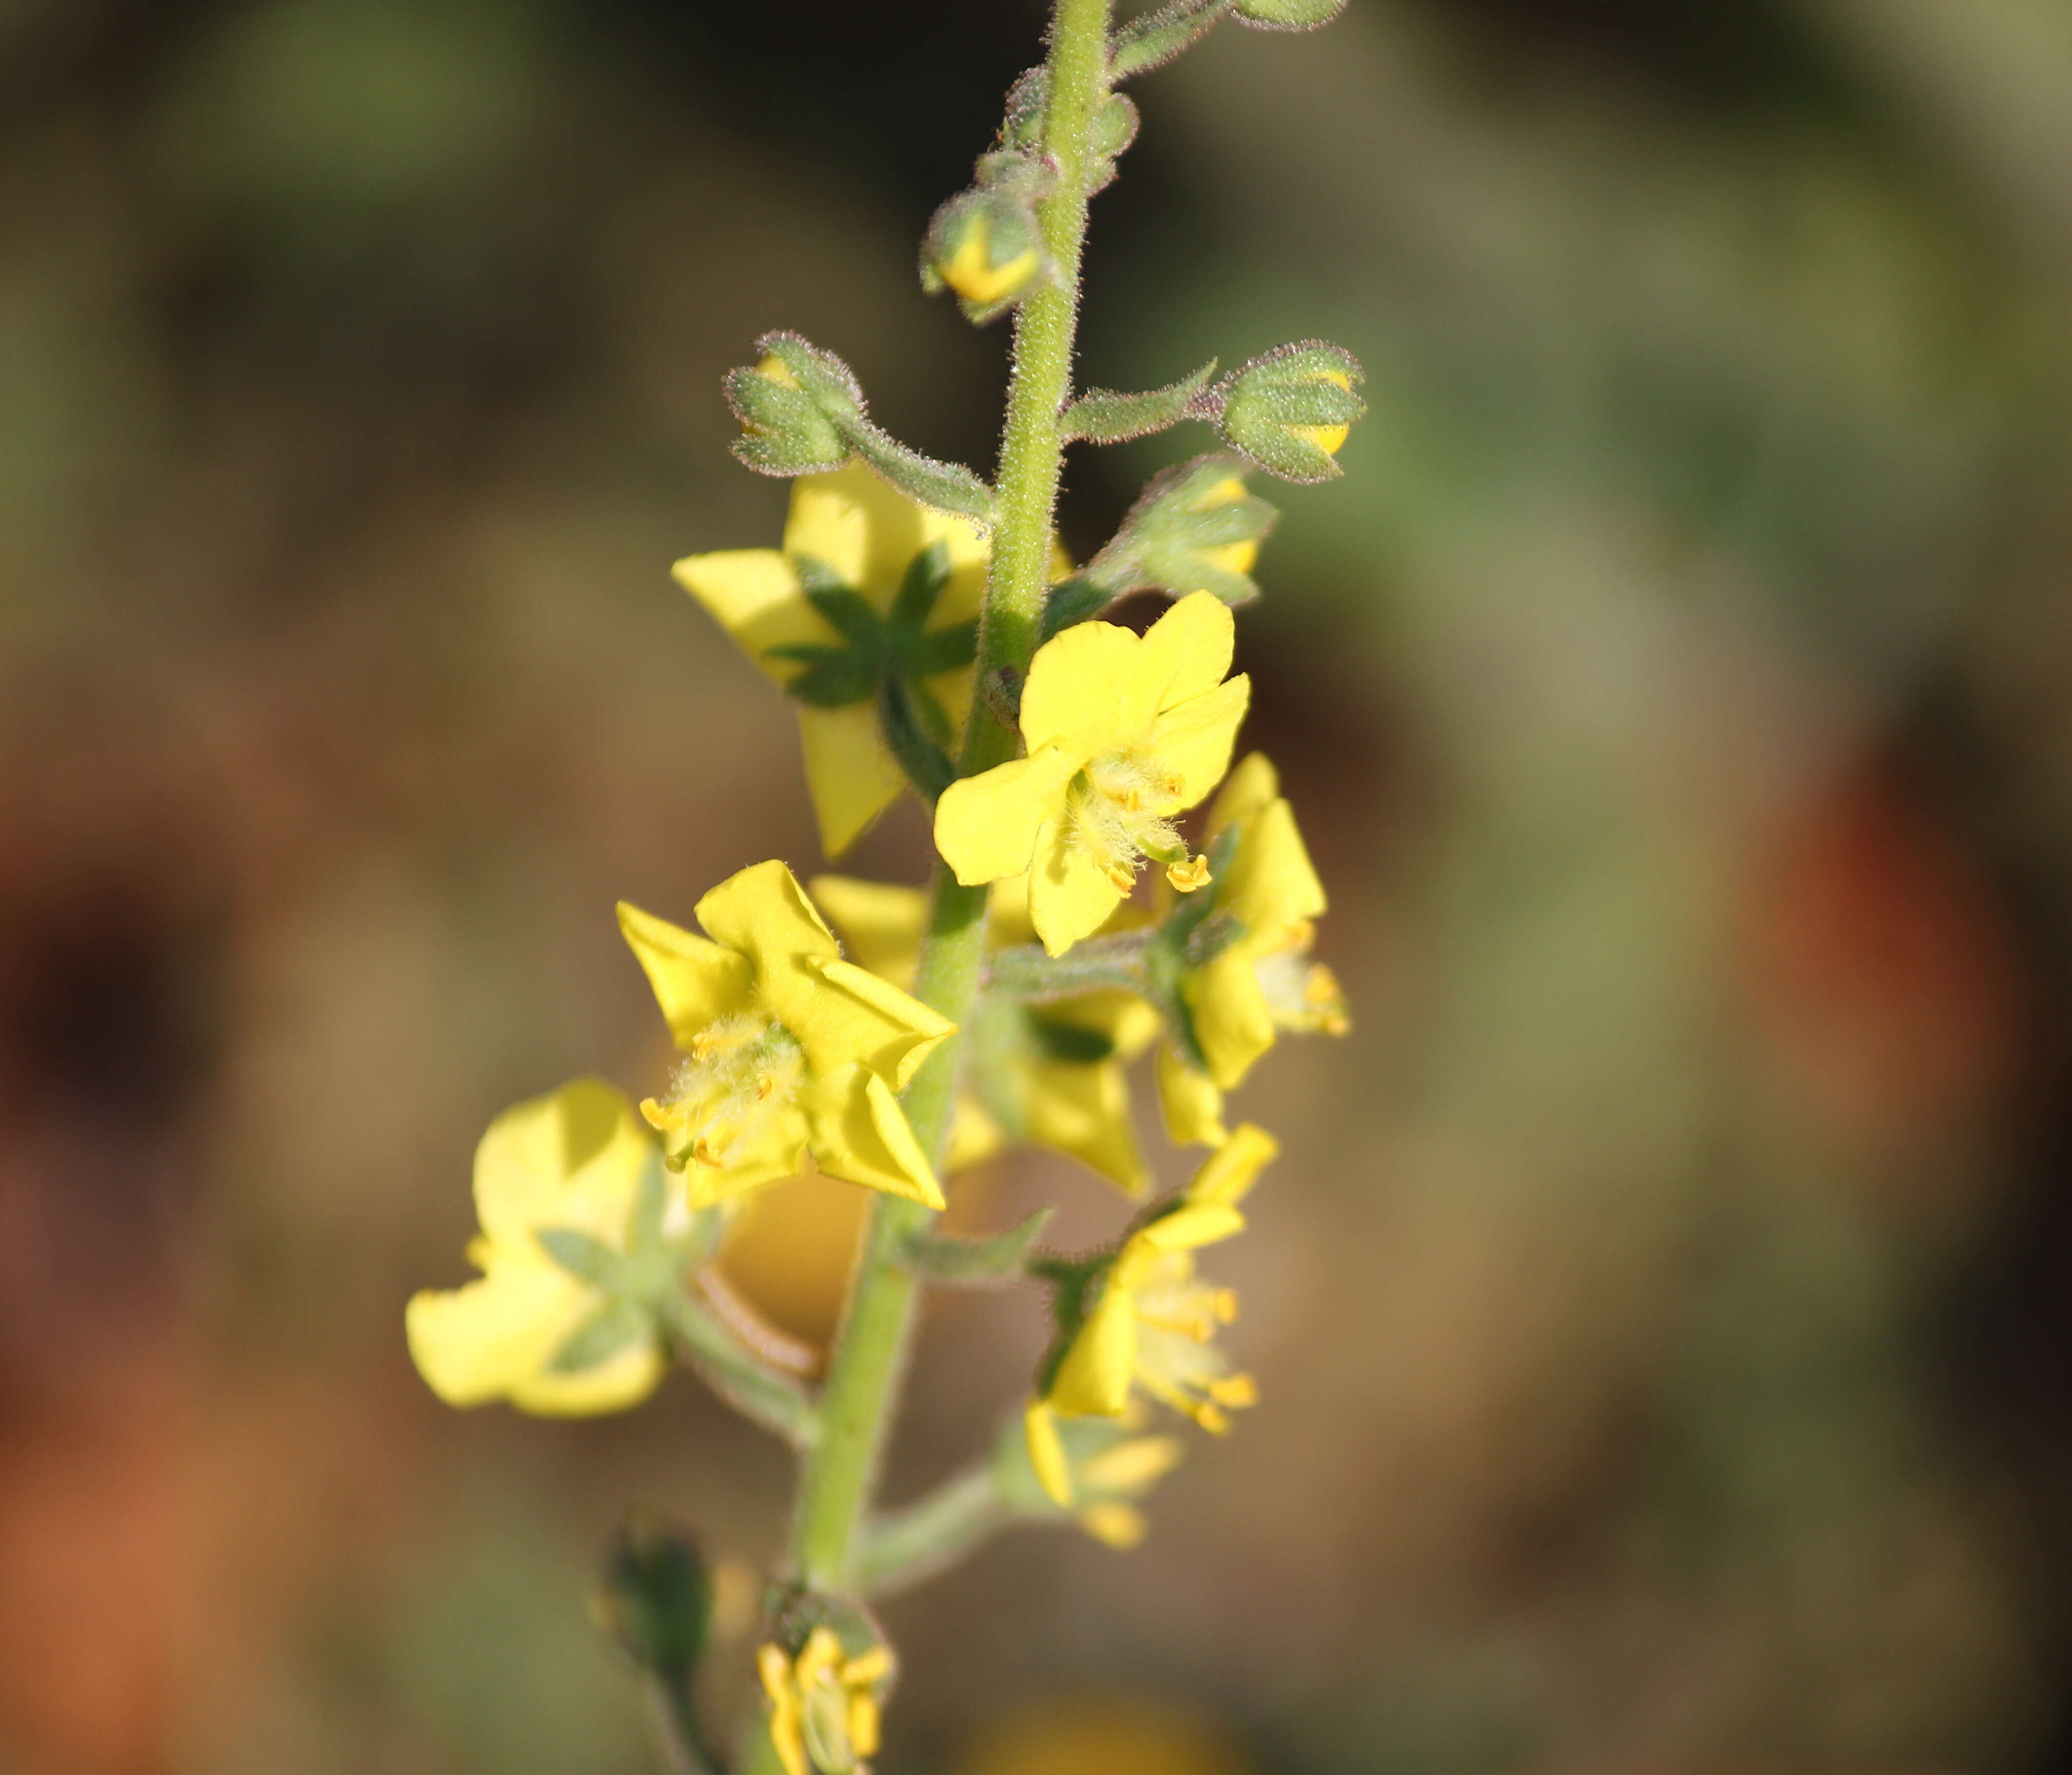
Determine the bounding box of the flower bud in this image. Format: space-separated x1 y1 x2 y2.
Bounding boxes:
1096 454 1278 608
591 1517 712 1687
723 334 862 476
1215 342 1366 483
921 188 1045 323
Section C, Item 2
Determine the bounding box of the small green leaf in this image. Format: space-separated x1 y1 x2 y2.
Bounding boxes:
548 1297 649 1373
1063 360 1217 444
907 1208 1056 1286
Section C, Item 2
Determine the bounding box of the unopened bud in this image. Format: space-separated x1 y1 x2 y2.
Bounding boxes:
921 190 1045 323
1216 342 1366 483
722 332 862 477
591 1517 711 1686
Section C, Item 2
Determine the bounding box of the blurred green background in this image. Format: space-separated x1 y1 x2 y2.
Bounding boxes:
6 1 2072 1771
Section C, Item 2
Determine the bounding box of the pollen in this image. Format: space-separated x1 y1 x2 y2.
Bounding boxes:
650 1014 805 1173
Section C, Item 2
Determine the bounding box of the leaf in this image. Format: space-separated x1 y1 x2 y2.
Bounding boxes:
851 429 996 524
906 1209 1057 1286
1063 361 1218 444
548 1297 650 1373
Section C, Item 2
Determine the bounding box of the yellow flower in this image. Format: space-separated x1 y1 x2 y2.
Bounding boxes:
405 1078 668 1415
620 861 954 1208
674 464 989 857
759 1627 892 1775
1156 753 1348 1146
934 591 1251 957
811 873 1158 1195
1028 1125 1278 1502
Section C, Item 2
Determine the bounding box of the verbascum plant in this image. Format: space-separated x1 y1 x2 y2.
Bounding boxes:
409 3 1358 1768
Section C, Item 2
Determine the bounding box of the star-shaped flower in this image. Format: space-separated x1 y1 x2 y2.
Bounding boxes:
1026 1124 1278 1502
934 591 1251 957
673 465 990 857
620 860 954 1208
405 1078 669 1416
1156 752 1349 1144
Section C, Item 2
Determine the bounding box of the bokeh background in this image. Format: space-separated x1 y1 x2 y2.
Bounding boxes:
7 0 2072 1770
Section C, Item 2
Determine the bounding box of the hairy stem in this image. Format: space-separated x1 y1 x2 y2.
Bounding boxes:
780 0 1116 1600
853 1462 1009 1596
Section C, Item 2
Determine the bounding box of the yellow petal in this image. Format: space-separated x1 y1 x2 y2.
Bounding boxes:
1186 1122 1280 1208
1024 1398 1073 1508
794 954 953 1091
1219 794 1327 942
1207 750 1280 842
947 1092 1005 1173
694 860 839 986
806 875 929 990
798 704 905 859
617 903 756 1049
1017 1055 1149 1197
672 549 824 686
1138 1202 1246 1252
1048 1277 1137 1419
933 744 1080 886
472 1077 655 1252
1018 618 1139 759
406 1267 584 1406
1186 950 1276 1089
1075 1434 1185 1495
804 1065 945 1207
1076 1503 1148 1549
680 1105 812 1208
510 1337 668 1415
784 463 987 603
1028 815 1127 957
1156 1044 1228 1147
1148 673 1250 809
1122 590 1235 733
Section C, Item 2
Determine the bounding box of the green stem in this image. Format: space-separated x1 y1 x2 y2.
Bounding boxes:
780 0 1115 1599
657 1288 819 1450
982 932 1151 1000
853 1462 1009 1596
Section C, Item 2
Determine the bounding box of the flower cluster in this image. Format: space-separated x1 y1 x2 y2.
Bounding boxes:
405 2 1361 1768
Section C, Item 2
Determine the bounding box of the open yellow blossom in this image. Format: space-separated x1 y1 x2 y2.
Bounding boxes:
1157 753 1349 1146
1028 1125 1278 1503
812 873 1158 1194
406 1078 667 1415
673 464 989 857
934 591 1251 957
620 861 953 1208
760 1628 892 1775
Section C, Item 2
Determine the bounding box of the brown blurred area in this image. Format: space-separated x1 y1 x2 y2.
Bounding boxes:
6 1 2072 1771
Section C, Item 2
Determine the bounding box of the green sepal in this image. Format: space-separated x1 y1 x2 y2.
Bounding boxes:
1233 0 1345 28
1026 1014 1118 1064
1063 360 1217 444
1039 575 1114 640
548 1296 649 1373
1214 341 1366 483
878 673 956 803
1109 0 1234 80
904 1208 1057 1287
536 1224 619 1288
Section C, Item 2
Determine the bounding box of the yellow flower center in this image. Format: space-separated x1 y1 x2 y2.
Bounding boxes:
1128 1255 1256 1432
642 1013 805 1172
1069 751 1212 895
